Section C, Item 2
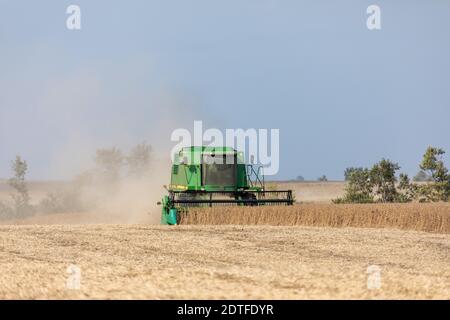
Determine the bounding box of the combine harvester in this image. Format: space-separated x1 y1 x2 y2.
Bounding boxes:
159 146 294 225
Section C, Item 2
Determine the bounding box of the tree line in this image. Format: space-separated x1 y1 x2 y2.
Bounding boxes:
334 146 450 203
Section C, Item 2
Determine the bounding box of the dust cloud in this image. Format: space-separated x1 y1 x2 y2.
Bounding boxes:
7 150 173 225
72 157 171 224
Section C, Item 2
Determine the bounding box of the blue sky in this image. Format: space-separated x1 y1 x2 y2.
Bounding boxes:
0 1 449 180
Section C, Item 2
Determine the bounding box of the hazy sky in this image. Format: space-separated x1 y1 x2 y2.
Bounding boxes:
0 1 449 180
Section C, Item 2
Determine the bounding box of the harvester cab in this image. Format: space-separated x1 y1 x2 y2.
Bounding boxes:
159 146 294 225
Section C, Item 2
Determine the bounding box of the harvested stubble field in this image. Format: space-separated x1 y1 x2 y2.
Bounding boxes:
0 182 449 299
181 203 450 234
0 224 449 299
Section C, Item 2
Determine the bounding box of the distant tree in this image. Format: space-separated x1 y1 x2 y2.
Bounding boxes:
127 143 152 176
317 175 328 182
334 167 373 203
413 170 432 182
369 159 400 203
338 161 403 204
8 156 33 218
397 173 417 203
94 147 124 183
38 189 85 214
0 201 13 220
296 175 305 182
420 147 447 179
418 146 450 201
344 167 364 181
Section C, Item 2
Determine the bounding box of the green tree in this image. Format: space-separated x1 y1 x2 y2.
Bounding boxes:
418 146 450 201
344 167 364 181
334 168 374 203
397 173 416 203
369 159 400 203
317 175 328 182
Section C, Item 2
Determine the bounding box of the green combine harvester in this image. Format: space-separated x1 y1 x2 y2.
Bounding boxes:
159 146 294 225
